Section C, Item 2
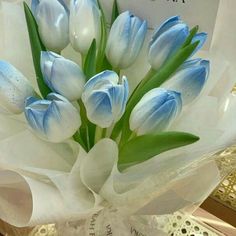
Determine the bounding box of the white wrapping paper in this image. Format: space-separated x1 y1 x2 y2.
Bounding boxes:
0 1 235 235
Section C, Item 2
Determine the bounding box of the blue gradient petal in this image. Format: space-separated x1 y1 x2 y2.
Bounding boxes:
24 93 80 142
164 61 209 104
82 71 129 128
31 0 40 15
150 16 181 45
106 11 147 69
148 23 189 70
130 88 182 135
191 32 208 55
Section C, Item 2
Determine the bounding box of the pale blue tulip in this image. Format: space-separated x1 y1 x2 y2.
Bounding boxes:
130 88 182 135
70 0 101 55
0 61 35 114
32 0 69 52
163 59 210 105
106 11 147 69
148 16 207 70
191 32 207 55
25 93 81 143
82 71 129 128
40 51 85 101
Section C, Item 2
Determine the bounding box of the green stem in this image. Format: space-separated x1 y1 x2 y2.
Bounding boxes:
102 128 107 138
95 126 103 143
95 127 107 143
113 67 120 76
73 131 87 151
78 99 90 151
81 54 86 70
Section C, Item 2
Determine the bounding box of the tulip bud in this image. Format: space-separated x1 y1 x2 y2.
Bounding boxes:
24 93 81 143
82 70 129 128
130 88 182 135
148 16 207 70
163 59 210 105
32 0 69 53
40 51 86 101
0 61 35 114
106 11 147 69
69 0 101 55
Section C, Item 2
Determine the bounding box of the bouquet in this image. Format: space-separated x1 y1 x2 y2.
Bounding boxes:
0 0 235 235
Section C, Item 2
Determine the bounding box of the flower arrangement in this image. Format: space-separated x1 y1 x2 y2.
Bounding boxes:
0 0 235 235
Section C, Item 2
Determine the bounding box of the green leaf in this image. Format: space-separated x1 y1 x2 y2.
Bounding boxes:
182 25 199 48
100 55 113 71
143 41 200 92
96 0 108 72
84 39 97 80
111 0 119 25
23 2 51 98
118 132 200 171
119 41 200 144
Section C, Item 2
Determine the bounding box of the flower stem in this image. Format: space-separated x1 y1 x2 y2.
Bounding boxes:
95 126 107 143
73 131 87 151
78 99 90 151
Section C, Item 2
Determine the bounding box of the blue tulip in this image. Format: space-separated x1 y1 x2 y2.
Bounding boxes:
41 51 85 101
0 61 35 114
32 0 69 52
82 71 129 128
148 16 207 70
163 59 210 105
70 0 101 55
25 93 81 143
106 11 147 69
130 88 182 135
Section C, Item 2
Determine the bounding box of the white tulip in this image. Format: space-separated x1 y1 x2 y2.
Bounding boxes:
69 0 101 55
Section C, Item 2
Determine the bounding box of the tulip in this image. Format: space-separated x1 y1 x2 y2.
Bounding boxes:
0 61 35 114
106 11 147 69
32 0 69 52
148 16 207 70
25 93 81 143
191 32 207 55
130 88 182 135
163 59 210 105
82 70 129 128
40 51 86 101
69 0 101 55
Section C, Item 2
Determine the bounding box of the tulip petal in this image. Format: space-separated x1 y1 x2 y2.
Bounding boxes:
148 24 189 70
82 71 129 128
25 93 81 143
191 32 207 55
130 88 182 135
106 11 147 69
69 0 101 54
86 91 113 128
121 19 147 68
0 61 35 114
31 0 40 15
83 71 119 98
164 66 208 104
50 58 85 101
106 11 132 68
150 16 181 45
36 0 69 52
180 58 202 70
40 51 60 88
41 52 85 101
140 99 180 134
